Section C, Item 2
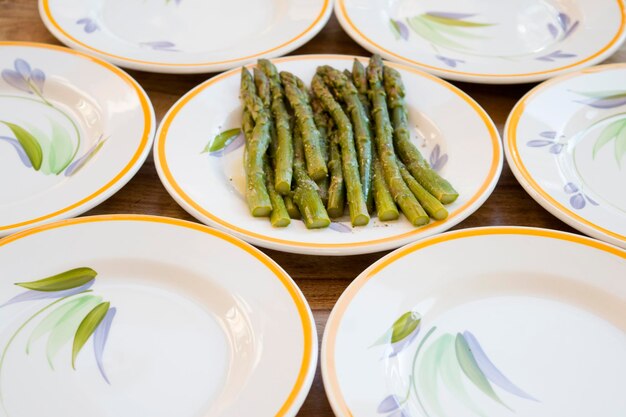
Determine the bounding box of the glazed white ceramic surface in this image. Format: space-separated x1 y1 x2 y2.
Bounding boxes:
0 215 317 417
0 43 155 237
335 0 626 84
322 227 626 417
39 0 333 73
154 55 502 256
505 64 626 248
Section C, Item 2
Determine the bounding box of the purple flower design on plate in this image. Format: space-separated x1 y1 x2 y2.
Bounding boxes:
435 55 465 68
429 144 448 172
377 395 412 417
64 134 107 176
0 135 32 168
329 222 351 233
1 58 45 95
0 279 95 309
574 91 626 109
547 12 579 40
390 19 409 41
426 12 476 20
564 182 598 209
93 307 116 384
141 41 179 52
536 50 576 62
76 17 99 33
526 130 564 154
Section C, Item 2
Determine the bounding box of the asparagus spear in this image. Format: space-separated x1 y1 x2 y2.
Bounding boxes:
254 67 278 160
398 160 448 220
280 71 328 181
284 194 301 219
311 74 369 226
311 97 330 205
240 67 272 217
317 65 372 207
352 59 371 113
367 55 428 226
372 152 399 221
327 126 345 218
264 156 291 227
292 123 331 229
383 65 458 204
258 59 293 195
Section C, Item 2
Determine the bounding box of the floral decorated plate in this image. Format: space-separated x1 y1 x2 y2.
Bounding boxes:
38 0 333 74
335 0 626 84
154 55 502 256
0 215 316 417
505 64 626 248
0 42 155 237
322 226 626 417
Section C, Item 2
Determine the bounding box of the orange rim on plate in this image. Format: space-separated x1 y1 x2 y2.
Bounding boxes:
505 63 626 245
156 55 502 251
40 0 331 69
335 0 626 82
321 226 626 417
0 214 315 417
0 42 154 234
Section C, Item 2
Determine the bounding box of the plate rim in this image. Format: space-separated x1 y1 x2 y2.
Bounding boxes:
503 63 626 249
0 213 318 417
0 41 156 237
153 53 503 256
334 0 626 84
320 225 626 417
38 0 334 74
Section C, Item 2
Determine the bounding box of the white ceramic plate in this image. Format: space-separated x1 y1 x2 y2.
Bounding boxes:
505 64 626 249
38 0 333 74
322 226 626 417
335 0 626 84
0 215 316 417
0 42 155 237
154 55 502 256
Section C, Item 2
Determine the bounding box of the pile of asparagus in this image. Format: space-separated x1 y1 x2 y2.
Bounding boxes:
239 54 458 229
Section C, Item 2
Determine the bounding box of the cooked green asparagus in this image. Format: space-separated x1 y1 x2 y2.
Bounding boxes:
264 156 291 227
311 74 369 226
284 194 301 219
367 55 428 226
352 59 371 113
240 67 272 217
398 160 448 220
326 126 345 218
280 71 328 181
318 65 372 207
383 65 458 204
292 123 331 229
372 152 399 221
258 59 293 195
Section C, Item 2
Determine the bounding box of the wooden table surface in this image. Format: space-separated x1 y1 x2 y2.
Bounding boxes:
2 2 625 415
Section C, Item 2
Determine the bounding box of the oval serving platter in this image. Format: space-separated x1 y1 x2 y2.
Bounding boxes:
322 226 626 417
154 55 502 256
39 0 333 73
0 215 317 417
335 0 626 84
505 63 626 249
0 42 155 237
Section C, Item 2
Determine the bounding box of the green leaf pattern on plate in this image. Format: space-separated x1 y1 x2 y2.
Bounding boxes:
201 127 242 154
0 58 109 176
372 311 537 416
72 302 110 369
405 12 492 52
16 267 97 291
0 267 117 412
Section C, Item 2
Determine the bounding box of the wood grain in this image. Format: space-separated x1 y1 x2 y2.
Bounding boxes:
1 2 624 415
